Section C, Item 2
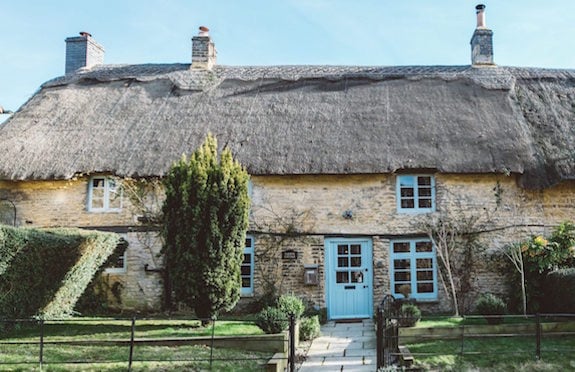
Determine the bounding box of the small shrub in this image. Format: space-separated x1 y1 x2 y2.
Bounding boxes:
398 303 421 327
255 307 288 334
277 294 305 319
299 315 320 341
475 293 506 324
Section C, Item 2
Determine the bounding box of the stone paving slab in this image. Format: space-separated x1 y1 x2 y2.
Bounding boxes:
299 320 377 371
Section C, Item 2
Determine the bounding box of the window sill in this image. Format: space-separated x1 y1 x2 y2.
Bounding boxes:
240 292 254 298
88 209 123 213
104 268 127 274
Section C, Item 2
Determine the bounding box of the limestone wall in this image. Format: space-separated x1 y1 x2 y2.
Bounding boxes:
1 174 574 314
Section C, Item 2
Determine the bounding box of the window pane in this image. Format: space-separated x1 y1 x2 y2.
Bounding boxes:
245 238 252 247
393 242 410 253
400 188 414 197
338 257 349 268
91 197 104 209
337 245 348 255
394 271 411 281
394 259 410 269
417 270 433 280
350 244 361 255
417 283 434 293
395 284 411 293
401 199 414 209
418 176 431 186
92 179 105 188
336 271 349 283
399 176 415 187
350 257 361 267
418 198 432 209
241 265 251 276
416 258 433 269
242 253 251 264
351 271 363 283
415 241 432 253
241 278 251 288
419 188 432 197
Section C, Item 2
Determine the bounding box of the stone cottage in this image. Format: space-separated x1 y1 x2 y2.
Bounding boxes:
0 5 574 319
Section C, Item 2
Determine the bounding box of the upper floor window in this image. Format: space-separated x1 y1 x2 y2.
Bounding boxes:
241 235 255 296
396 175 435 213
88 176 123 212
390 238 437 300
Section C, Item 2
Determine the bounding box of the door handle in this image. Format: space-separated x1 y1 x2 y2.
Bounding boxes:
363 285 368 288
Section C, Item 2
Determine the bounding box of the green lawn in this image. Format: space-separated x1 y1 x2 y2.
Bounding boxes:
0 318 263 341
402 316 575 371
0 318 270 371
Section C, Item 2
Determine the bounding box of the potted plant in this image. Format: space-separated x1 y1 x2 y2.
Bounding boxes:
398 303 421 327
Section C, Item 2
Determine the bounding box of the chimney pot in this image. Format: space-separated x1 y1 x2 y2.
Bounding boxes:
470 5 494 66
79 31 92 38
476 4 486 28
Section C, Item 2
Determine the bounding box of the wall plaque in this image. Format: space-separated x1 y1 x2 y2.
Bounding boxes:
281 250 298 260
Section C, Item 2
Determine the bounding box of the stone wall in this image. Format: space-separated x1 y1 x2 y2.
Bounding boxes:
1 173 574 314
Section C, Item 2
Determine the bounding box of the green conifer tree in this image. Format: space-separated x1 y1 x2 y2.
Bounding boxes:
161 134 250 321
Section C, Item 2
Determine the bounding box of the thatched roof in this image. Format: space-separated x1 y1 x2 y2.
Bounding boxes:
0 64 574 189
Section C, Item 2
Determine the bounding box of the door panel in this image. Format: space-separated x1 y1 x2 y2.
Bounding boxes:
325 238 373 319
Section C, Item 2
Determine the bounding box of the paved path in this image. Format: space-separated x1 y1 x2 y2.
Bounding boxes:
299 319 376 371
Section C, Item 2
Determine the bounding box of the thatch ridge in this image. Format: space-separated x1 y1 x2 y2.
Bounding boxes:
0 64 574 189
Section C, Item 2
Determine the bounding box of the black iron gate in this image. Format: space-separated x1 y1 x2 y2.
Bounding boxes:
376 294 399 368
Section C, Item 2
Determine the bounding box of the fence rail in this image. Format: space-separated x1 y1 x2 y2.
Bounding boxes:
0 315 298 371
376 298 575 369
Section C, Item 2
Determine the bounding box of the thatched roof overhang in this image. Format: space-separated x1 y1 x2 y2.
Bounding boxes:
0 64 574 189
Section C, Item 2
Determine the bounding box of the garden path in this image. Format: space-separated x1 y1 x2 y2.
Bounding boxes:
298 319 376 371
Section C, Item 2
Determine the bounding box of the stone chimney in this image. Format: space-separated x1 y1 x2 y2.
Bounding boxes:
65 32 105 74
191 26 216 70
470 4 494 66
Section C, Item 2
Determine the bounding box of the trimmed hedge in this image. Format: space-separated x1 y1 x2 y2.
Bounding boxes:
545 268 575 313
0 226 119 319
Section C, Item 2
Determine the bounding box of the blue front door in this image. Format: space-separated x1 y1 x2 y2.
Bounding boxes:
325 238 373 319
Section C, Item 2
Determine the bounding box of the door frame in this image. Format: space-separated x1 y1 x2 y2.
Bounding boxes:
324 237 373 320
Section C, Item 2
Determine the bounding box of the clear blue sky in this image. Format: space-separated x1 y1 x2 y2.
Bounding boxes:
1 0 574 114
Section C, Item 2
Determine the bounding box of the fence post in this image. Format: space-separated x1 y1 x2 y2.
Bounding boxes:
39 319 44 369
289 313 296 372
535 313 541 361
376 307 383 368
128 317 136 371
210 316 216 370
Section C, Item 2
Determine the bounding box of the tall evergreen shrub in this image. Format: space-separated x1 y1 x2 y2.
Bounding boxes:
161 134 250 321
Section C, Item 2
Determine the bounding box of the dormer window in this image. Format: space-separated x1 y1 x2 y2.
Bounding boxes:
396 175 435 213
88 176 123 212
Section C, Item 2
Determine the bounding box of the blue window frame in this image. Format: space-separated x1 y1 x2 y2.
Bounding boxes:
396 175 435 213
390 238 437 300
241 235 255 296
88 176 123 212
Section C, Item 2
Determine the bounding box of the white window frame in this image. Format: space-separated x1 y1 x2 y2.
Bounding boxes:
241 235 255 296
390 238 438 301
396 175 435 213
105 236 128 274
88 176 123 212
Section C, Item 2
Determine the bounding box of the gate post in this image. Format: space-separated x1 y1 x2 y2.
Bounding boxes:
376 306 384 368
288 314 296 372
